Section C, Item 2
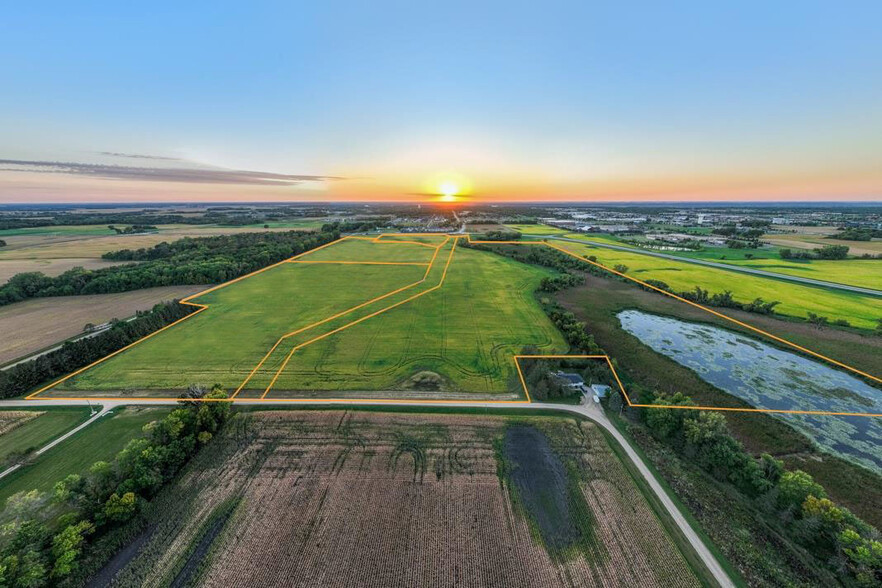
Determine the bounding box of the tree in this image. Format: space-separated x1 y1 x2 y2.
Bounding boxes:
103 492 137 524
777 470 826 511
50 520 94 579
807 312 829 329
644 392 694 439
613 264 628 274
815 244 849 260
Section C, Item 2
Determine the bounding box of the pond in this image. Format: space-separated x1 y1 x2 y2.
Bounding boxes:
617 310 882 474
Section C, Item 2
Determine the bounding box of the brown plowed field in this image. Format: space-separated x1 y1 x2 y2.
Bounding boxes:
0 285 206 365
100 411 701 587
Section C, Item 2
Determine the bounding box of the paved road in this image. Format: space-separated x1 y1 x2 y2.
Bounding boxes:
0 397 734 587
539 234 882 297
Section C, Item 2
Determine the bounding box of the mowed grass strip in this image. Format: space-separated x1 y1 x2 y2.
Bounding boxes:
266 245 567 395
0 408 91 466
550 239 882 328
51 251 427 394
0 407 171 506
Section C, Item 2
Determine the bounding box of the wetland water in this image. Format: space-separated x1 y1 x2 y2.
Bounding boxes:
617 310 882 474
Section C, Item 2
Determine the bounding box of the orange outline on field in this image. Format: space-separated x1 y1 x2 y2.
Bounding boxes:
24 232 882 417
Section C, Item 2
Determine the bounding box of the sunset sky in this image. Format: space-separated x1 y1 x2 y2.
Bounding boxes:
1 1 881 203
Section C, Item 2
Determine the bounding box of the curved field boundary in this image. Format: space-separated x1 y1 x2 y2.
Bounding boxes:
25 232 882 416
236 237 452 398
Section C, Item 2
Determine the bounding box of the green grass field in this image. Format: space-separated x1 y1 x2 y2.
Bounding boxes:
55 241 433 394
263 244 566 395
0 407 170 505
0 408 92 466
0 225 118 238
45 236 566 398
550 238 882 328
504 223 570 235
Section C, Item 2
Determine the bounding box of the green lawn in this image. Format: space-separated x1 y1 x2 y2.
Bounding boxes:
550 239 882 328
0 407 170 505
49 237 566 397
0 408 92 466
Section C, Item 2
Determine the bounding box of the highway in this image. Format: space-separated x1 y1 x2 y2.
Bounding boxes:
0 396 734 587
537 234 882 297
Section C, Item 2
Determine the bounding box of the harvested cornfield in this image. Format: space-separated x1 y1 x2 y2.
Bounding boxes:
97 411 703 587
0 411 42 437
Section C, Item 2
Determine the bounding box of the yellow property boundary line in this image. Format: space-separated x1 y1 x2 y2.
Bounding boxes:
25 232 882 416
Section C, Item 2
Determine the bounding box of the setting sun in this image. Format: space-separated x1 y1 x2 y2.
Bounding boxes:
439 181 459 201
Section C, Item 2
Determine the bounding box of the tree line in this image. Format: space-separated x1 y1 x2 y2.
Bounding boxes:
831 228 882 242
0 387 231 587
780 244 850 260
0 230 339 307
0 301 196 399
640 392 880 586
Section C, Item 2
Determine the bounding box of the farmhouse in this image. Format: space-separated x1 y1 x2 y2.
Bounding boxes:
553 371 589 393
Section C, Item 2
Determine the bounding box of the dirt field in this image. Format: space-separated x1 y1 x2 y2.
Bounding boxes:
0 258 129 283
763 226 882 256
97 411 702 587
0 285 206 365
0 224 315 259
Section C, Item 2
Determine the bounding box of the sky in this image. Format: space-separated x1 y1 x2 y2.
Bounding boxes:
1 1 881 204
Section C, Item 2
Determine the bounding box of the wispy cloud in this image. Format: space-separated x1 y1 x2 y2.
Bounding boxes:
96 151 184 161
0 158 342 186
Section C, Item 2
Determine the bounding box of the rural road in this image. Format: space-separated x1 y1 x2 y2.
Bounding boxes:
539 234 882 297
0 397 735 587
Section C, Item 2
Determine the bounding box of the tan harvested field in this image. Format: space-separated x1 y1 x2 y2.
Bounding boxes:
0 411 42 436
0 285 206 365
0 257 128 284
99 411 702 588
763 226 882 256
0 224 313 260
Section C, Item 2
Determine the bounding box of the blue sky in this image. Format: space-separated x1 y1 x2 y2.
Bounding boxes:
1 1 881 202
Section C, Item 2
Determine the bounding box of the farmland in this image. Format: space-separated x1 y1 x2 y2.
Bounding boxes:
0 407 170 505
96 410 704 587
504 225 882 291
0 221 326 284
547 237 882 328
0 285 206 365
43 236 566 399
762 228 882 257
